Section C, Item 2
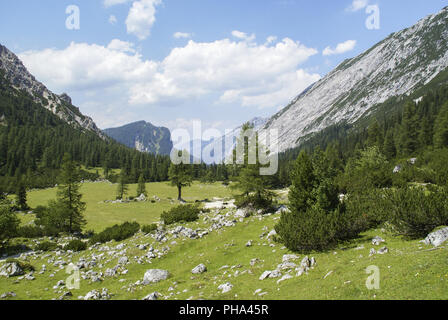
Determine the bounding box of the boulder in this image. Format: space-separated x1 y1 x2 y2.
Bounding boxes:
191 264 207 274
142 292 160 300
235 208 251 218
424 227 448 247
0 262 24 278
372 236 385 246
259 271 271 281
218 282 233 293
142 269 169 284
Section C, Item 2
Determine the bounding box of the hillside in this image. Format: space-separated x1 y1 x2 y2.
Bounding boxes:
260 6 448 153
0 46 172 191
0 44 103 138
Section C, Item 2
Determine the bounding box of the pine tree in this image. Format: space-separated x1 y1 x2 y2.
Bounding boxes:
168 157 193 201
288 151 315 213
400 102 420 155
383 130 397 159
136 174 147 197
116 171 129 200
56 153 86 234
434 102 448 148
15 179 28 211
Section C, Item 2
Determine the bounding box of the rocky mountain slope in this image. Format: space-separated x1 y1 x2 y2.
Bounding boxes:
104 121 173 156
0 44 104 137
260 6 448 153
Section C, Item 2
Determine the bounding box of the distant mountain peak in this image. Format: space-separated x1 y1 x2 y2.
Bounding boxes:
104 121 172 155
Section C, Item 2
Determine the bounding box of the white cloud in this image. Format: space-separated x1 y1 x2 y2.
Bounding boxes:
103 0 131 8
126 0 162 40
108 15 117 25
323 40 356 56
107 39 136 53
231 30 256 43
18 35 320 127
173 32 192 39
346 0 369 12
265 36 278 46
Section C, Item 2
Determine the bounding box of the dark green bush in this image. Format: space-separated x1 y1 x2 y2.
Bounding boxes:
17 225 47 238
89 222 140 244
344 190 389 229
384 186 448 239
35 241 59 251
161 204 200 225
65 239 87 252
141 224 158 234
275 206 339 252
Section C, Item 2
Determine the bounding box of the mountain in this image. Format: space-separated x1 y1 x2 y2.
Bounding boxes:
0 44 104 138
103 121 173 156
0 44 172 191
175 117 268 164
260 6 448 153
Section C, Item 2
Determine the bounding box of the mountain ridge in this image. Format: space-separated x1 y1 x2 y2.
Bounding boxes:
0 44 104 138
260 5 448 153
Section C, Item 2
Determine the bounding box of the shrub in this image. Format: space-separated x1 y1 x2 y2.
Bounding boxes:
65 239 87 252
384 186 448 239
275 206 339 252
141 224 158 234
17 225 47 238
344 190 389 230
89 222 140 244
161 204 200 225
35 241 59 252
0 205 20 240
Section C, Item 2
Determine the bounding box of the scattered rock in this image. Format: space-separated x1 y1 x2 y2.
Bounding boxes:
246 240 253 247
378 246 389 254
0 262 24 277
277 274 293 284
0 292 16 299
218 282 233 293
259 271 271 281
282 254 300 262
323 271 333 279
235 208 251 218
142 269 169 285
142 292 160 300
192 264 207 274
424 227 448 247
83 288 111 300
372 236 385 246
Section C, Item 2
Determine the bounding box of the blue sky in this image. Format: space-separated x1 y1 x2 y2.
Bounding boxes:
1 0 447 132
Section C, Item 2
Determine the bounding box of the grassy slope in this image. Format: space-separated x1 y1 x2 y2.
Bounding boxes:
2 182 447 300
25 181 233 231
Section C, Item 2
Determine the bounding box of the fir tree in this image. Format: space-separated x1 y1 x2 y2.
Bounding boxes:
15 179 29 211
56 153 86 234
168 154 193 201
136 173 147 197
116 171 129 200
383 130 397 159
434 102 448 148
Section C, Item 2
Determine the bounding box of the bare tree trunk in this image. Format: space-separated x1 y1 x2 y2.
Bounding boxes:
178 185 182 201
